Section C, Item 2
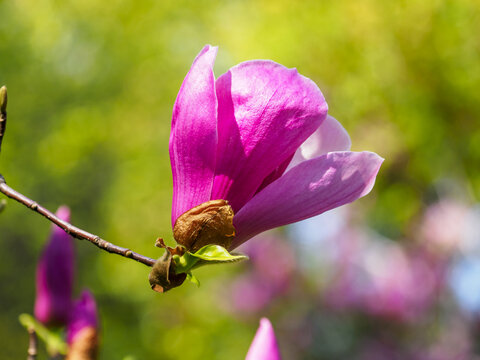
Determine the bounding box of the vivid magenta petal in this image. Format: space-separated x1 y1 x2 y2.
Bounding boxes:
261 115 350 190
170 45 218 225
255 152 295 194
288 115 351 169
246 318 282 360
212 61 328 212
66 290 99 345
34 206 74 325
233 152 383 248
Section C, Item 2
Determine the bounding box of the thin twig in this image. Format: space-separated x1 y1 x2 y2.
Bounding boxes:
0 86 7 153
27 327 38 360
0 175 156 267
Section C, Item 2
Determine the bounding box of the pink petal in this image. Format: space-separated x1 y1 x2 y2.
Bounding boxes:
170 45 218 225
246 318 282 360
233 152 383 248
255 153 295 194
212 61 328 212
288 115 351 169
260 115 350 191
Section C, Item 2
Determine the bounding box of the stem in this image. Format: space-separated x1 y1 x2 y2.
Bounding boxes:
0 175 156 267
0 86 7 153
27 328 38 360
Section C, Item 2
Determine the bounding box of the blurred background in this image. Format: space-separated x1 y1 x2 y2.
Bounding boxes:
0 0 479 358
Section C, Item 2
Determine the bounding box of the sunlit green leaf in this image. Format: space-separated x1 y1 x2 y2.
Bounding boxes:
19 313 68 355
173 245 248 277
189 245 249 263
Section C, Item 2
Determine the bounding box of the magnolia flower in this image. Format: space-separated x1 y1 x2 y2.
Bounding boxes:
170 45 383 250
246 318 282 360
34 206 74 325
66 290 99 360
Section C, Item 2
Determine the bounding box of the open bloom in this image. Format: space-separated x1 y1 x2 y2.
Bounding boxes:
170 45 383 249
35 206 74 325
246 318 282 360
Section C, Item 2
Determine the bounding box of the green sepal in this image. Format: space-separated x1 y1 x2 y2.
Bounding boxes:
19 313 68 355
186 272 200 287
172 253 194 274
173 245 248 275
190 245 249 263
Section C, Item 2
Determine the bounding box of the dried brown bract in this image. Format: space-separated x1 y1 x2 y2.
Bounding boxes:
149 200 235 292
66 327 99 360
173 199 235 252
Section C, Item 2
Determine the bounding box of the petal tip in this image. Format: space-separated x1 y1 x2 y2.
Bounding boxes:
358 151 384 197
367 151 385 166
196 44 218 63
56 205 71 222
259 317 273 328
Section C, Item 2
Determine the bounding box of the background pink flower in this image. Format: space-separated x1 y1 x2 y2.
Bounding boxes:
246 318 282 360
34 206 74 325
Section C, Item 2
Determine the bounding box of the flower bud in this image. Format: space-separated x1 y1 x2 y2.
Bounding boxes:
246 318 282 360
66 290 99 360
34 206 74 325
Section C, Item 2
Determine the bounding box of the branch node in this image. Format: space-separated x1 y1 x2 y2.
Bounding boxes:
29 202 38 210
125 250 133 258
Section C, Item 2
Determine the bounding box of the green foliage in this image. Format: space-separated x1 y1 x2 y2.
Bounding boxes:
174 245 249 273
19 314 67 355
173 245 248 285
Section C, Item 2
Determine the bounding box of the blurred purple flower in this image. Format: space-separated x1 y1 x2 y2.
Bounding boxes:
170 45 383 249
359 341 404 360
415 317 472 360
229 234 296 313
324 229 443 322
66 290 99 359
419 199 469 256
246 318 282 360
67 290 99 344
34 206 74 325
